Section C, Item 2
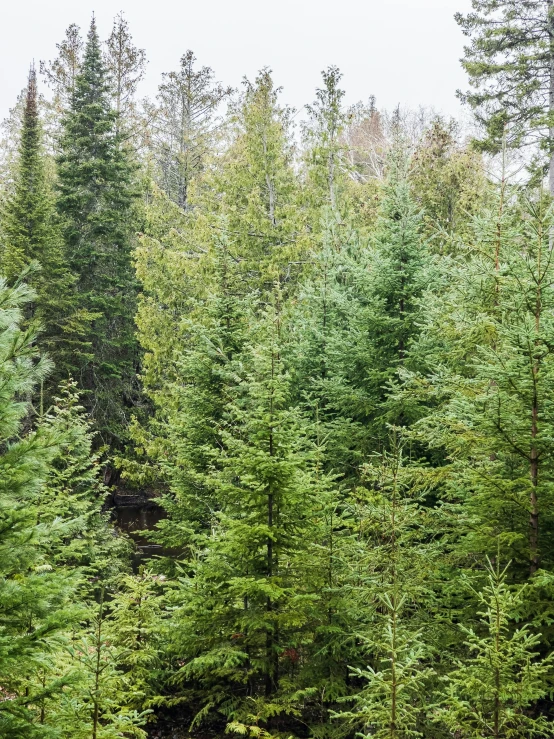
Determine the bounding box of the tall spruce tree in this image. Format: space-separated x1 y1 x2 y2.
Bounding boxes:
288 209 375 483
56 17 140 447
367 145 428 444
0 68 84 402
456 0 554 191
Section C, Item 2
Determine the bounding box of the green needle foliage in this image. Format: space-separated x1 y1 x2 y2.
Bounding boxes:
56 17 140 445
434 560 553 739
456 0 554 188
0 67 83 403
4 13 554 737
337 438 438 739
0 277 80 737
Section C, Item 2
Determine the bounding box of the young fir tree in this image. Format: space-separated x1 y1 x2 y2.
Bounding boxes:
288 208 375 483
434 560 552 738
0 277 82 737
456 0 554 191
137 229 252 551
160 291 330 735
13 380 134 735
337 437 437 739
57 590 148 739
108 568 166 714
56 17 140 446
35 380 131 579
409 189 554 581
0 68 86 403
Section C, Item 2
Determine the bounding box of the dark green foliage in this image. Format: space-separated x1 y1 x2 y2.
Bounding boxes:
0 68 85 402
56 17 140 444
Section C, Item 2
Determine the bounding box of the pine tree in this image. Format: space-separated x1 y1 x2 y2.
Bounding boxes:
148 51 231 209
40 23 84 150
40 23 83 110
56 17 140 446
105 12 146 141
456 0 554 191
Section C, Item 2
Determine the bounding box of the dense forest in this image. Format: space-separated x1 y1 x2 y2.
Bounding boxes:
3 2 554 737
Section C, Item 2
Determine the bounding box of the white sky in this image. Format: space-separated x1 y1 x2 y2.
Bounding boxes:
1 0 473 122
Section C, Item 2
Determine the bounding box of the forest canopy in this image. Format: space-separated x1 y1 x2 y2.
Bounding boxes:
2 4 554 738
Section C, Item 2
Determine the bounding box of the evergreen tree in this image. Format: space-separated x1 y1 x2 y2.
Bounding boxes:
108 568 166 714
0 68 85 400
409 190 554 579
158 292 334 734
105 12 147 141
211 69 305 295
40 23 83 111
57 591 149 739
56 17 140 446
40 23 84 150
434 560 552 738
0 277 81 737
303 67 349 212
288 209 375 482
409 117 486 249
337 438 438 739
456 0 554 191
36 380 131 578
149 51 232 209
366 145 428 444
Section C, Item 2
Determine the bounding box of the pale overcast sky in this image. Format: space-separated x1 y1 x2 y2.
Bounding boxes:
1 0 473 122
